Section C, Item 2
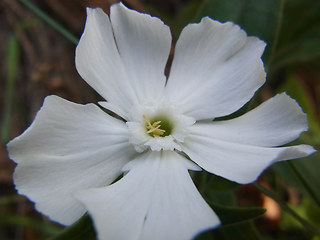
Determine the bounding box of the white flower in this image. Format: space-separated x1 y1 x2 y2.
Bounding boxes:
8 3 315 240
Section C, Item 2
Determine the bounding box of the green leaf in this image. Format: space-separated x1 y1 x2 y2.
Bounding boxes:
194 0 284 64
271 0 320 69
48 215 96 240
193 171 239 206
271 30 320 69
202 172 240 191
195 222 262 240
210 203 266 226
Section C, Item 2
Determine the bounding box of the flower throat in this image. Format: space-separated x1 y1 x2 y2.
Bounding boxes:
143 114 173 137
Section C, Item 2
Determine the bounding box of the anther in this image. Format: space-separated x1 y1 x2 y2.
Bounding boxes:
143 115 166 137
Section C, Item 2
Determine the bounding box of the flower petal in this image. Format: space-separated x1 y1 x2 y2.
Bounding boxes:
110 3 171 103
75 151 219 240
76 4 171 118
76 8 135 118
193 93 309 147
7 96 136 225
166 17 266 120
182 129 315 184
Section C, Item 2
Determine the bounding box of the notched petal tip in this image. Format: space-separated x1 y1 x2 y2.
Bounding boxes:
280 92 307 114
275 92 309 131
200 17 268 58
246 36 267 58
198 16 267 49
111 1 168 26
86 6 107 13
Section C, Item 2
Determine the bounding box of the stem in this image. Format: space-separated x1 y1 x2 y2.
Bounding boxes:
19 0 79 45
254 182 320 237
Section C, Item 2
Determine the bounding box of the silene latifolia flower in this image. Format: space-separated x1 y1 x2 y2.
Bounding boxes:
8 3 316 240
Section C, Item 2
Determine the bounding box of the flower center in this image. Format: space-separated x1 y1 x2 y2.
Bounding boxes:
126 99 195 152
143 114 173 137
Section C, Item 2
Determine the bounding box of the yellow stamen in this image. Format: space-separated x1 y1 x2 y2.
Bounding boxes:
143 114 166 137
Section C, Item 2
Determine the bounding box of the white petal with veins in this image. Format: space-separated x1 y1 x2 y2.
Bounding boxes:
76 151 219 240
192 93 309 147
182 132 315 184
166 18 266 120
7 96 136 225
76 4 171 119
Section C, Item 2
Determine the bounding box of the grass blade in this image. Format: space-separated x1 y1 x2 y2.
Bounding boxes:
19 0 79 45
